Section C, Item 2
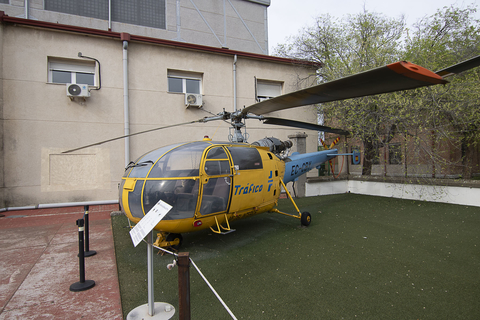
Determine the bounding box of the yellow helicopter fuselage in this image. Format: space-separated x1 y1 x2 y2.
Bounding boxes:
119 139 285 235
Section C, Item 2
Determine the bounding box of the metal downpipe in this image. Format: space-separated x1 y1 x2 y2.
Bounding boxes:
122 34 130 167
0 199 119 212
24 0 29 19
233 54 237 112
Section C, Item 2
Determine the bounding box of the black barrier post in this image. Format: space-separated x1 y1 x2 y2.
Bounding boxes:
83 205 97 257
70 218 95 292
178 252 191 320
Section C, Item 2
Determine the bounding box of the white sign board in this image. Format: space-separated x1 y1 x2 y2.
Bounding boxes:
129 200 172 247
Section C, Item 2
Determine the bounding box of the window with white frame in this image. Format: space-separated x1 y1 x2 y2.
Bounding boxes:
167 70 202 94
256 80 282 102
48 58 96 86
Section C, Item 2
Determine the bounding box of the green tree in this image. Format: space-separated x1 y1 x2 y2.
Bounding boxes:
274 10 406 175
274 5 480 178
403 5 480 178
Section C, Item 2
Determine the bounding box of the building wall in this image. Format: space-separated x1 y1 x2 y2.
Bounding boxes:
2 26 124 206
0 21 4 207
0 22 318 207
0 0 270 54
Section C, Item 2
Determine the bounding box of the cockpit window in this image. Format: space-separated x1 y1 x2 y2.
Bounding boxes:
127 179 145 218
227 147 263 170
143 179 199 220
206 147 228 159
126 143 182 178
204 161 230 175
148 142 210 178
204 147 230 176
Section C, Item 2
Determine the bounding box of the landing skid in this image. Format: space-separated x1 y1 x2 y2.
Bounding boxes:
273 180 311 226
210 214 236 235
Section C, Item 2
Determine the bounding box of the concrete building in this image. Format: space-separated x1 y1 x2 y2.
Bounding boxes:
0 1 320 207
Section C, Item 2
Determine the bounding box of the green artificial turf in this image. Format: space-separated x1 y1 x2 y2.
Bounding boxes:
112 194 480 319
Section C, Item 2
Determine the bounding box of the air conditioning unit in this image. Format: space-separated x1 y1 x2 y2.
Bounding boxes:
66 83 90 98
185 93 203 108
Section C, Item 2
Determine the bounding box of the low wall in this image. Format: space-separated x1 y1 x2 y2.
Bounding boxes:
306 178 480 207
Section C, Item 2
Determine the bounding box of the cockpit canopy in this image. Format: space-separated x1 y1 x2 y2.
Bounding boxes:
120 141 263 221
125 142 203 179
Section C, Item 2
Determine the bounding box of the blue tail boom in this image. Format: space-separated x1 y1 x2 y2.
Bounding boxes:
283 149 338 183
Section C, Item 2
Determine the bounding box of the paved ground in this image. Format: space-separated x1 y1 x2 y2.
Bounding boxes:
0 205 123 320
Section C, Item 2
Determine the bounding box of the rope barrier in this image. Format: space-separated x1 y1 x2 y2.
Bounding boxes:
129 212 237 318
148 240 238 320
189 258 238 320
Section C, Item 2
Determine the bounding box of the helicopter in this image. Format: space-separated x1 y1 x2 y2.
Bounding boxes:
66 56 480 249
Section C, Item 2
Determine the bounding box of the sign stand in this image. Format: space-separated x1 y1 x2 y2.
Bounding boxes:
126 201 175 320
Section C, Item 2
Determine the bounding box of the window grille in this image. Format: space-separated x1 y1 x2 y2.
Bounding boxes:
45 0 166 29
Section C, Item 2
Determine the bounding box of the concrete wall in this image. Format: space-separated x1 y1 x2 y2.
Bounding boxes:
0 0 270 54
0 21 4 207
0 23 317 207
2 27 124 206
306 179 480 207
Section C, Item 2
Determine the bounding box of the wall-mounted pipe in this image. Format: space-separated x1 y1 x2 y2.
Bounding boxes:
121 33 131 167
174 0 183 41
108 0 112 30
24 0 29 19
78 52 101 90
223 0 227 47
0 199 119 212
233 54 237 112
264 5 268 55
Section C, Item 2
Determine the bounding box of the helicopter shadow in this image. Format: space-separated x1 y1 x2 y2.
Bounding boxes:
176 213 299 262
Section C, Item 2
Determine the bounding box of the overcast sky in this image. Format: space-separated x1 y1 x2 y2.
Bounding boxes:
267 0 479 53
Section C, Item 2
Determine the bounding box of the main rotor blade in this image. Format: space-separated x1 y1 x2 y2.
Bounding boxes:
62 120 202 153
435 55 480 77
242 60 449 116
262 117 349 135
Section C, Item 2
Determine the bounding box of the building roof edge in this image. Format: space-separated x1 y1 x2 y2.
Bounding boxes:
0 11 321 68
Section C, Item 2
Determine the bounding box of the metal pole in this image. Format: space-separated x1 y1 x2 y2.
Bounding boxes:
24 0 29 19
178 253 191 320
108 0 112 30
84 205 97 257
70 219 95 292
126 230 176 319
78 219 85 283
123 36 130 168
147 231 155 316
233 55 237 112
